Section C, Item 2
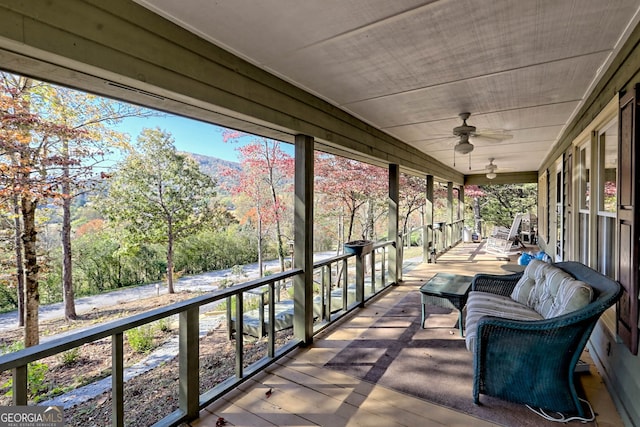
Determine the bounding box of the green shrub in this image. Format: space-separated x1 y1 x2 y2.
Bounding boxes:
217 278 233 289
2 361 49 401
155 318 171 333
73 229 166 294
217 294 262 313
59 347 81 365
1 340 24 354
125 325 155 353
0 281 18 313
28 362 49 401
173 227 259 274
231 264 246 278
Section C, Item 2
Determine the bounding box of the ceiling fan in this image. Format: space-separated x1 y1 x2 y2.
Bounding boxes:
485 158 498 179
469 157 513 178
453 112 476 154
451 112 512 154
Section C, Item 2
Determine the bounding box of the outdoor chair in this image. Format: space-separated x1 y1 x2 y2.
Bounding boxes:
484 213 525 257
468 261 622 416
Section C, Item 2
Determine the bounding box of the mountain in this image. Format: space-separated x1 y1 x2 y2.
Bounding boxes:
183 152 241 194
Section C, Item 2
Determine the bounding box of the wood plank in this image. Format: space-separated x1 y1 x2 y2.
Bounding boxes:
193 245 620 427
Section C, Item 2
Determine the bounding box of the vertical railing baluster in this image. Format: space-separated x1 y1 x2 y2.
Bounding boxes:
268 281 275 358
112 333 124 427
342 258 348 310
381 247 386 287
370 250 376 294
257 290 265 339
226 296 233 340
325 265 332 320
356 254 364 308
179 309 199 421
235 293 244 378
12 365 27 405
321 266 328 320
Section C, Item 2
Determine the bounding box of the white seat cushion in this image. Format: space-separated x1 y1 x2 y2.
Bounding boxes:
510 260 593 319
465 291 543 351
510 259 548 305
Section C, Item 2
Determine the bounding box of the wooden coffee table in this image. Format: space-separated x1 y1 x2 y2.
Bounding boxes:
419 273 473 336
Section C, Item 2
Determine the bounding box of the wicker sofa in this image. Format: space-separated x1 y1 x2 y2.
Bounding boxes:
465 260 622 416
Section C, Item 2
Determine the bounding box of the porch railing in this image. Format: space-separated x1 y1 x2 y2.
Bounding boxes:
0 241 396 427
401 219 465 258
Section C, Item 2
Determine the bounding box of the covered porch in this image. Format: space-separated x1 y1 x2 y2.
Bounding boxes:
194 243 623 427
1 1 640 426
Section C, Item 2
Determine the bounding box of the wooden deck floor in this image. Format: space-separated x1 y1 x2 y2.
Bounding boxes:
190 243 624 427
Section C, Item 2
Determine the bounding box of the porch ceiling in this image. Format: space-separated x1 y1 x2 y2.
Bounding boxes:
135 0 640 176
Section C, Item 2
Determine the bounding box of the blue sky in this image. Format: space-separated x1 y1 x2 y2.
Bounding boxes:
119 114 238 162
118 113 294 162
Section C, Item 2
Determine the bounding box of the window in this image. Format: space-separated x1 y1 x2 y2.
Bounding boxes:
597 120 617 279
599 122 617 213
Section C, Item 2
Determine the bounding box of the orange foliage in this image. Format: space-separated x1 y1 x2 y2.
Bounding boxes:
75 219 105 237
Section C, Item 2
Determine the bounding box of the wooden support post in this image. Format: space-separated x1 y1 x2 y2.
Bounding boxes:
389 164 400 283
293 134 314 345
447 181 454 248
426 175 434 261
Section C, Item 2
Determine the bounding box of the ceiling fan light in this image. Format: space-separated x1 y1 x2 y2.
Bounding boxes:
455 142 474 154
486 172 497 179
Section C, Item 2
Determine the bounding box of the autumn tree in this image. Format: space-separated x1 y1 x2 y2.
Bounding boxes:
223 132 294 273
315 154 387 249
102 128 220 293
0 75 92 346
37 83 149 320
222 167 274 277
399 174 427 244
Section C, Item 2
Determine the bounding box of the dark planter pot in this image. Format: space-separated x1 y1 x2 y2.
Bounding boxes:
344 240 374 255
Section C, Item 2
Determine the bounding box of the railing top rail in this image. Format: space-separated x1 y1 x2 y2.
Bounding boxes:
313 253 350 267
312 241 394 267
373 240 395 249
0 268 302 371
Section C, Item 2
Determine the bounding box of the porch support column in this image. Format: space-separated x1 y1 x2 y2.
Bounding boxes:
459 185 465 243
389 164 400 284
424 175 434 262
293 134 314 345
447 181 454 248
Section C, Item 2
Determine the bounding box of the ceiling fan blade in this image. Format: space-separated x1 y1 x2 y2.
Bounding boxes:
418 136 456 147
472 131 513 142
